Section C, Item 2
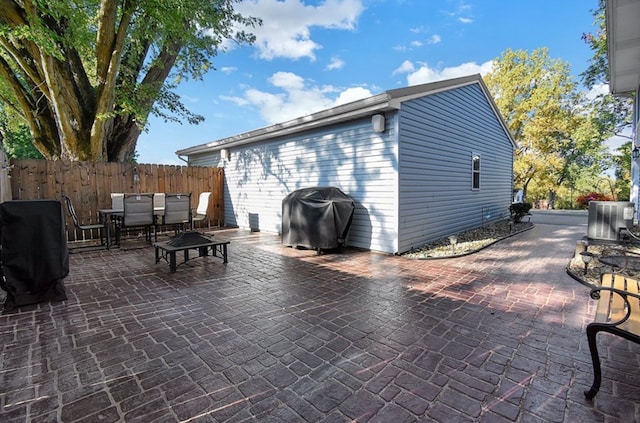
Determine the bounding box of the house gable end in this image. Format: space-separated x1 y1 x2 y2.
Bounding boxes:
396 83 515 253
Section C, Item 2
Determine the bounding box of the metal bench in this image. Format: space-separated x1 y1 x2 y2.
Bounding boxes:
584 273 640 399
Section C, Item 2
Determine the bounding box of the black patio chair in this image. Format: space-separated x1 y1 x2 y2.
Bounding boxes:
114 193 155 246
157 193 191 235
62 194 107 249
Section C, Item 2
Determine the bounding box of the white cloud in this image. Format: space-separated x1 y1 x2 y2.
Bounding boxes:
327 56 345 70
220 66 237 74
585 83 609 101
392 60 416 75
427 34 442 44
394 34 440 52
393 60 494 86
222 72 373 124
219 95 251 107
443 2 474 25
232 0 365 61
269 71 306 91
334 87 372 105
181 94 200 103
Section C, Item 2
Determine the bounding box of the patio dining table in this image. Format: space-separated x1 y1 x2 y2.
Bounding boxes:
98 207 164 248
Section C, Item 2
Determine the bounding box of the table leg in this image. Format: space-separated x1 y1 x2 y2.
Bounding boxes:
156 242 228 273
169 252 177 273
105 222 111 249
100 212 112 249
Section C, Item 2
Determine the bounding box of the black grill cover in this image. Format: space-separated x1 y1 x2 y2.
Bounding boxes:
0 200 68 310
282 187 355 250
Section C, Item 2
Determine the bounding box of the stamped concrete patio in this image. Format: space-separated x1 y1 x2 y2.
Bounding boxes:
0 210 638 422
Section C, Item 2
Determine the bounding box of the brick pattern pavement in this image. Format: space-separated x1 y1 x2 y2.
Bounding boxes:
0 223 639 422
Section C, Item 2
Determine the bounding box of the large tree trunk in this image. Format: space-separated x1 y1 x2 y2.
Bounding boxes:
548 190 556 209
110 115 141 162
106 38 182 162
0 1 244 162
90 0 135 162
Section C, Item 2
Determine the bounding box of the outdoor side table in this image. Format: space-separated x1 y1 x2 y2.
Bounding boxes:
154 232 229 273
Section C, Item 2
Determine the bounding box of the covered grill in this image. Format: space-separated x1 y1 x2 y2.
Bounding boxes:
282 187 355 252
0 200 68 310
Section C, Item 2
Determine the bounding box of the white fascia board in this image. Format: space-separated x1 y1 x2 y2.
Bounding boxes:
176 95 395 156
176 74 493 156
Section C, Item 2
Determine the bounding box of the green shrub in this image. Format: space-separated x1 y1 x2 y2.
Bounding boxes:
509 202 532 223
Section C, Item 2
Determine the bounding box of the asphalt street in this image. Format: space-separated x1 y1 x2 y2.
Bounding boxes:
530 208 588 228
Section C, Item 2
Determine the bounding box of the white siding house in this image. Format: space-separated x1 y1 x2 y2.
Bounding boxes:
606 0 640 221
177 74 516 254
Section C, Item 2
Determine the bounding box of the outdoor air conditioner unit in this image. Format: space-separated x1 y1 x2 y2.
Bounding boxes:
587 201 635 241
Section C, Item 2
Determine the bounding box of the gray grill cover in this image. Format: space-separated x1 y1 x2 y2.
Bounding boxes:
0 200 68 310
282 187 355 250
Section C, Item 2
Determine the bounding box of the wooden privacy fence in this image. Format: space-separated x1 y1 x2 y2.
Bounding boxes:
7 159 224 242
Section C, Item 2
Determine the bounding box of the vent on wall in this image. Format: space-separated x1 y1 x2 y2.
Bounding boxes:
372 114 385 133
587 201 635 241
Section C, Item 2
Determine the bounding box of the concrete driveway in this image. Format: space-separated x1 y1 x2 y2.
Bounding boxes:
0 210 638 422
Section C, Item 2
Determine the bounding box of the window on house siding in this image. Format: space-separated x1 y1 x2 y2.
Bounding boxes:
472 154 481 190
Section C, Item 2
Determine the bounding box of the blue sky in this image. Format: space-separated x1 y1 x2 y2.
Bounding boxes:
136 0 601 165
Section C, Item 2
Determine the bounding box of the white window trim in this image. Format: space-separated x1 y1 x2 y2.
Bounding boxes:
471 153 481 191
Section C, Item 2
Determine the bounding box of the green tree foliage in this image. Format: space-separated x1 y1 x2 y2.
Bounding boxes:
0 106 42 159
484 48 608 207
581 0 633 133
581 0 608 90
612 141 631 200
581 0 634 193
0 1 259 162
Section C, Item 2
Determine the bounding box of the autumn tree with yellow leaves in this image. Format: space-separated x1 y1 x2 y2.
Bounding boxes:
484 48 610 207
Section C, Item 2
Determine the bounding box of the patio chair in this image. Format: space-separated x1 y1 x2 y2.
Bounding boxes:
111 193 124 210
191 192 211 229
158 193 191 235
153 192 165 211
153 192 166 226
114 193 155 246
62 194 107 249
